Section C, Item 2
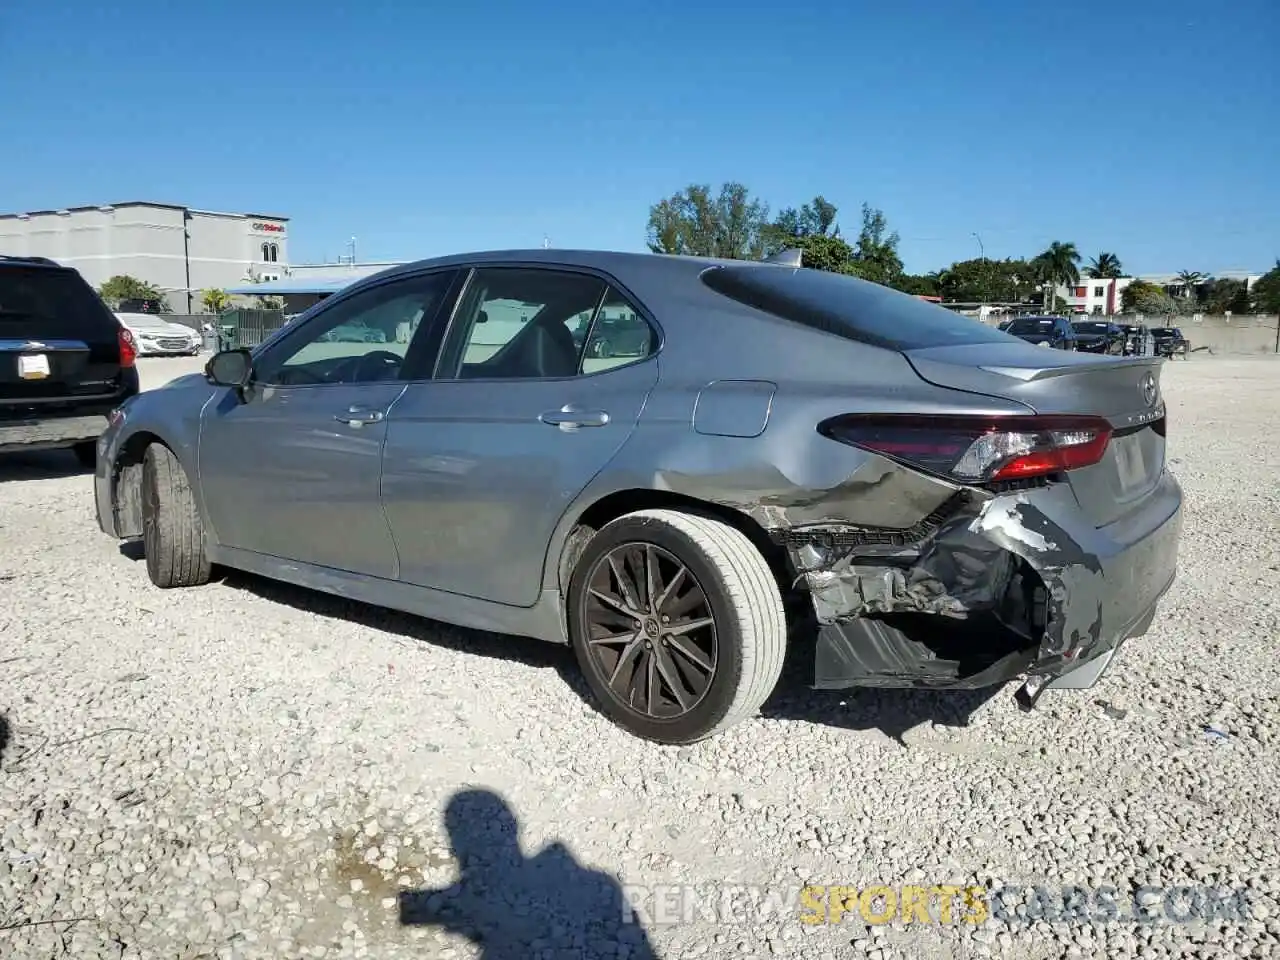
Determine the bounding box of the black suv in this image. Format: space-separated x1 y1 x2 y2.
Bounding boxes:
1 256 140 467
1004 314 1078 350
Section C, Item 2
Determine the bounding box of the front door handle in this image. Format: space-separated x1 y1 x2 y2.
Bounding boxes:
334 406 385 426
539 408 610 428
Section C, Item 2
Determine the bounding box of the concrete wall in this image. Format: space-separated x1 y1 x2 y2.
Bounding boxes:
1170 315 1279 354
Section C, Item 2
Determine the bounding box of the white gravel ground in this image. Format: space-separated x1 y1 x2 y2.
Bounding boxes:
2 355 1278 960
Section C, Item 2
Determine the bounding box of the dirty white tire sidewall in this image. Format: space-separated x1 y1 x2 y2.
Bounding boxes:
141 444 212 589
567 508 787 744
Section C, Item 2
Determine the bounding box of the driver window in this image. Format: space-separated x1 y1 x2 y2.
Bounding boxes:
258 273 451 386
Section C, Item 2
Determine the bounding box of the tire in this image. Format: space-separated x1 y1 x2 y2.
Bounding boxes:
72 441 97 469
567 508 786 744
141 443 212 588
594 339 612 359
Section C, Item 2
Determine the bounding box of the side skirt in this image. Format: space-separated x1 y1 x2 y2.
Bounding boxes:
207 544 570 645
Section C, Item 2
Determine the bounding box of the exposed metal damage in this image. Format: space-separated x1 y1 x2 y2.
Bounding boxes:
703 455 1118 693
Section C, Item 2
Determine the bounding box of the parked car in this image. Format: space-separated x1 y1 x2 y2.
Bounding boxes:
1 255 140 466
1004 315 1078 350
319 321 387 343
116 297 165 315
115 312 202 356
585 313 652 359
92 250 1182 743
1151 327 1190 359
1071 320 1127 355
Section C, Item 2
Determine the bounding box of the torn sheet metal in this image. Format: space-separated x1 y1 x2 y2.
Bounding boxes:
968 496 1106 658
801 515 1017 623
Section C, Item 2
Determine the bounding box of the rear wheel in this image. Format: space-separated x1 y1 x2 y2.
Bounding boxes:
567 509 786 744
141 444 212 588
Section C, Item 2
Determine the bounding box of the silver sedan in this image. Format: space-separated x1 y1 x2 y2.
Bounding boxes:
93 249 1182 744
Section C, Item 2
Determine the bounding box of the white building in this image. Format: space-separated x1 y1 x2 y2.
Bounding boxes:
1053 270 1264 316
0 201 289 313
1058 277 1133 315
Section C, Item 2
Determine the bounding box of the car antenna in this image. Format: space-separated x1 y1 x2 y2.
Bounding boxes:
763 248 804 267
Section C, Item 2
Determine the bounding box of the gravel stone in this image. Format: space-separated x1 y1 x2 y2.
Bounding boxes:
0 356 1277 959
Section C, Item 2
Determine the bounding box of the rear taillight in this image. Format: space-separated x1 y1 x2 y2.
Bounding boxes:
118 326 137 368
819 414 1113 483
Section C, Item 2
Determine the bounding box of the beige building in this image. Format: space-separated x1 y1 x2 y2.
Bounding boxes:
0 201 289 313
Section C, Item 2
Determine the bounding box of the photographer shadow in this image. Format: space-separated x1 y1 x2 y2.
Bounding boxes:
398 789 659 960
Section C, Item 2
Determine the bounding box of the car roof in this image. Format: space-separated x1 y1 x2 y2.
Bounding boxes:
361 249 751 292
0 254 66 271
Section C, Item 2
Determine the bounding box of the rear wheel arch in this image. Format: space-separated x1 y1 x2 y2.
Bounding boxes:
553 488 795 605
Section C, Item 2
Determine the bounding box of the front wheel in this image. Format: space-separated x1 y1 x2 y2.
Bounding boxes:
141 444 212 588
567 509 787 744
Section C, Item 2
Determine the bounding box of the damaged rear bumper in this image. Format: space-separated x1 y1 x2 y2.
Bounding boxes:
774 468 1183 703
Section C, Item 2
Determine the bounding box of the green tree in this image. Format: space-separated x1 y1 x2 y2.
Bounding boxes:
1198 277 1252 315
1173 270 1205 299
1250 261 1280 314
98 275 169 311
1121 280 1177 316
255 295 284 310
787 234 857 273
763 195 840 253
645 182 770 259
934 257 1035 303
1086 252 1124 278
846 204 903 287
1030 242 1082 311
895 273 941 297
200 288 233 314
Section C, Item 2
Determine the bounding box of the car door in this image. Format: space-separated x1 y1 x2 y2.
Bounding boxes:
380 266 660 606
197 269 459 578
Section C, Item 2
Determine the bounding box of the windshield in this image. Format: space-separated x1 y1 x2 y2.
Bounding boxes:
699 264 1009 350
1007 317 1057 334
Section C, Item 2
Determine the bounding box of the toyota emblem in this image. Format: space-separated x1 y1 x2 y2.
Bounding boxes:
1140 372 1157 407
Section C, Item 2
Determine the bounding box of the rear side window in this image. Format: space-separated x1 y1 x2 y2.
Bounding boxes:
0 266 118 339
699 264 1009 351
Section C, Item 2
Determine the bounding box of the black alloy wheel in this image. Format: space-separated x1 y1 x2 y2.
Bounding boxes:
579 542 717 719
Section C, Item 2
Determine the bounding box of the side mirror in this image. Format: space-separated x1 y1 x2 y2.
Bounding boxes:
205 348 253 389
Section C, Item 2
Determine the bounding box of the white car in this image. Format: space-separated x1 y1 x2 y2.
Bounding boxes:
114 313 202 356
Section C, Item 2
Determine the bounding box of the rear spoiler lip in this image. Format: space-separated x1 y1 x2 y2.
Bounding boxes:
976 355 1163 382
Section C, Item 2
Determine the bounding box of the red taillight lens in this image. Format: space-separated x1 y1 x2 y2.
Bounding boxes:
819 414 1113 483
118 326 137 368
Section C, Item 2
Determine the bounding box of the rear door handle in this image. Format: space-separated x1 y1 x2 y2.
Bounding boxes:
334 406 385 426
539 408 610 428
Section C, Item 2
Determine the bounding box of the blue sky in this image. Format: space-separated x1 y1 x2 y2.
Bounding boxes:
2 0 1276 275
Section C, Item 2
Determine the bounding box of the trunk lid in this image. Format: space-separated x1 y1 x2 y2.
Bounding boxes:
905 342 1167 528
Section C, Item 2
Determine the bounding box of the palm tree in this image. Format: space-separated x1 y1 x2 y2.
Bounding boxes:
1032 242 1082 312
1086 252 1123 278
1174 270 1205 299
